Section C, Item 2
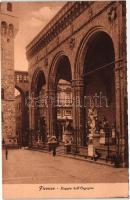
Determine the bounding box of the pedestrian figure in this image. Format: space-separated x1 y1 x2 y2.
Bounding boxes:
17 138 21 149
5 146 8 160
52 144 56 160
94 150 101 161
2 138 5 145
2 138 5 149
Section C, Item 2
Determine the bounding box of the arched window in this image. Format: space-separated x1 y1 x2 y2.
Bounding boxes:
7 3 12 12
9 24 14 31
1 21 7 35
1 88 4 100
9 24 14 37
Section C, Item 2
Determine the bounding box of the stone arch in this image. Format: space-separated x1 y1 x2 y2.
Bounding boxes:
47 51 72 90
15 85 29 146
31 67 46 96
73 26 116 147
47 51 73 139
74 26 115 79
30 67 47 143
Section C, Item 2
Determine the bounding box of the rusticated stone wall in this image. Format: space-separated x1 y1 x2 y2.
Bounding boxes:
1 3 18 145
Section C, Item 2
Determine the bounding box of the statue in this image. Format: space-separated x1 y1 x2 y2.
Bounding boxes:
87 108 97 157
88 108 97 144
63 119 73 145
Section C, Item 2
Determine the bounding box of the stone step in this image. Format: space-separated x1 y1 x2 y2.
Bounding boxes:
27 147 114 167
28 144 118 163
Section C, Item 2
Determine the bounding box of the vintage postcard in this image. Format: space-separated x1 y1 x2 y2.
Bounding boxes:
1 1 129 199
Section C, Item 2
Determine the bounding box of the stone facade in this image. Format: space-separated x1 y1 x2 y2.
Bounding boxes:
26 2 127 166
1 2 18 145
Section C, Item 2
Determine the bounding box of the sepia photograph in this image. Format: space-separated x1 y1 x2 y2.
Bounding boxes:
1 0 129 199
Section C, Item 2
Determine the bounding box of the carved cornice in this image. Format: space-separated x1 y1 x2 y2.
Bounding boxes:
26 1 117 60
26 2 93 59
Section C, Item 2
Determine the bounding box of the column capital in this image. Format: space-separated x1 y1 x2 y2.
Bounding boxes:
72 78 84 88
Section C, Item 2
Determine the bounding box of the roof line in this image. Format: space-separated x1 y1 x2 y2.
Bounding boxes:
26 2 70 50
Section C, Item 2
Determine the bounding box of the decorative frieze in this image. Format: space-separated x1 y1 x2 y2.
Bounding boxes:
26 2 94 59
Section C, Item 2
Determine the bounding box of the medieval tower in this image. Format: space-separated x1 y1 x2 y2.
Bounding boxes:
1 2 18 146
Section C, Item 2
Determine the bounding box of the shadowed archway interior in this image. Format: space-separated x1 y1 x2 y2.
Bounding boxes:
55 55 72 85
35 71 46 97
15 86 29 146
52 55 72 140
83 31 116 145
33 70 46 140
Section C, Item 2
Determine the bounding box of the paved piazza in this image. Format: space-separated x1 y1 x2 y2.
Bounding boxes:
2 149 128 184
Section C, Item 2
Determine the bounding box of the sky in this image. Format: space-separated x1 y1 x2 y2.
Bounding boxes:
13 2 65 71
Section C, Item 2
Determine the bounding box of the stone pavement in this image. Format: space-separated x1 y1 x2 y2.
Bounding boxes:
2 149 128 184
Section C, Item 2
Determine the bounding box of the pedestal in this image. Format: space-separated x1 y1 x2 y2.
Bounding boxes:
99 129 106 145
93 134 100 146
88 144 95 157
